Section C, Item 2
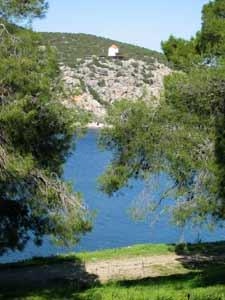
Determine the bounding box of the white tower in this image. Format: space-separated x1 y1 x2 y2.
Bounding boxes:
108 44 119 57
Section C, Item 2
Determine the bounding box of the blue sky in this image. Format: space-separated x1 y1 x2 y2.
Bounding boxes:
33 0 209 52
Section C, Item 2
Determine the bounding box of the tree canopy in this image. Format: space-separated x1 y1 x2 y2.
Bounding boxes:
99 0 225 229
0 2 92 254
201 0 225 56
162 0 225 69
161 35 201 70
0 0 48 22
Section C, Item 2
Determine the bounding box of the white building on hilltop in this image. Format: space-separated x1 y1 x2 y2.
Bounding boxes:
108 44 119 57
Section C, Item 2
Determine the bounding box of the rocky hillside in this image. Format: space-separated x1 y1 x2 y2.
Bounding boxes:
60 56 172 122
41 32 172 123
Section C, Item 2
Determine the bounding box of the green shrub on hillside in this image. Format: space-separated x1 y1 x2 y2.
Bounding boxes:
87 85 108 107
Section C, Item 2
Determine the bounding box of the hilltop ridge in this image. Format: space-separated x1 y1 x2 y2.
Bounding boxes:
41 32 168 67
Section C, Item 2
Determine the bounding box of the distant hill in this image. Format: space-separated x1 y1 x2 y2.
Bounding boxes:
41 32 168 67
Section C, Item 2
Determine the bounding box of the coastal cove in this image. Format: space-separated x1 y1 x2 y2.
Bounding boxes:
0 130 224 264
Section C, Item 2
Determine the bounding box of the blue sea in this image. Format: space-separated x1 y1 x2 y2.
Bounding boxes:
0 130 224 263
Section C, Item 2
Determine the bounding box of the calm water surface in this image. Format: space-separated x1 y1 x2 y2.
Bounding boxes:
1 130 224 263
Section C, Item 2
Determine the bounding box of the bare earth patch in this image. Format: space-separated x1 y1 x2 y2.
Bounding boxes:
86 254 186 282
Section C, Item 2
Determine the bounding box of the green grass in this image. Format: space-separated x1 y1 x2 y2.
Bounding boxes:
77 243 175 261
1 265 225 299
1 242 225 299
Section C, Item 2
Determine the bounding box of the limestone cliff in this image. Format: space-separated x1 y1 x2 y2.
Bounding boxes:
60 56 172 122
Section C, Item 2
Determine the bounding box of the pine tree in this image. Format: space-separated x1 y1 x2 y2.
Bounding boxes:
0 1 92 254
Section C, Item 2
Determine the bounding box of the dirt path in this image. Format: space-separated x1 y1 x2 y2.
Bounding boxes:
0 253 224 288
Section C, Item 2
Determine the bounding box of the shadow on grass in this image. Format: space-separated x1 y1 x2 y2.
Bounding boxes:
118 264 225 289
0 285 86 300
0 256 100 300
174 241 225 257
174 241 225 270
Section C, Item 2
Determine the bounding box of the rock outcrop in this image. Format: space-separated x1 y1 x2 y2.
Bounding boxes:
60 56 172 122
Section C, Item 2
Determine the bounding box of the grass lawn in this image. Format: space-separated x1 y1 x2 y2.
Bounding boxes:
0 242 225 300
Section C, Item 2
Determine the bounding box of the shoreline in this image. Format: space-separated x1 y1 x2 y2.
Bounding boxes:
1 240 225 267
87 122 112 129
